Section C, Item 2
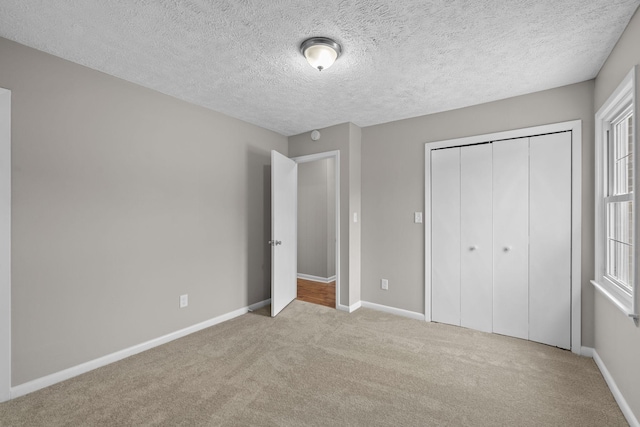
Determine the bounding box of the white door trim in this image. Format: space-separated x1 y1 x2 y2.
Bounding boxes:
0 88 11 402
425 120 582 354
292 150 340 309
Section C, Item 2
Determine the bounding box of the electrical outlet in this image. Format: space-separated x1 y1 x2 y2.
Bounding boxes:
180 294 188 308
414 212 423 223
381 279 389 291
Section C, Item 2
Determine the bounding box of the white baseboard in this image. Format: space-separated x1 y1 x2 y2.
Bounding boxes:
580 346 595 358
10 298 271 400
337 301 361 313
297 273 336 284
360 301 425 321
592 349 639 427
248 298 271 312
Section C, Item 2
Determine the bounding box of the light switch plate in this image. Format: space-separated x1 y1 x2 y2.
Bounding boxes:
381 279 389 290
414 212 423 223
180 294 188 308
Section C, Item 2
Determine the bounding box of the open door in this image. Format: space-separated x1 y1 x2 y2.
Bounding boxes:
270 150 298 317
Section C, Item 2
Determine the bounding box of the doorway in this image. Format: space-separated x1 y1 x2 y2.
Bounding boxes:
270 149 340 316
296 157 336 308
292 151 339 310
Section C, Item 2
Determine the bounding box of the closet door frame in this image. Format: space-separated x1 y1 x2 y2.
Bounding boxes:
425 120 583 354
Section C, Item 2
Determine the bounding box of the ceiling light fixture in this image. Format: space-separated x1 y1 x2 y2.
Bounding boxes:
300 37 342 71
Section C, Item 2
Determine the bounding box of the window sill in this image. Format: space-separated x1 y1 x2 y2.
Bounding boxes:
591 280 638 321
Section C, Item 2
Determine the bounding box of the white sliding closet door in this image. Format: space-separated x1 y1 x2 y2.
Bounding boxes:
460 144 493 332
493 138 529 340
529 133 571 349
431 148 461 326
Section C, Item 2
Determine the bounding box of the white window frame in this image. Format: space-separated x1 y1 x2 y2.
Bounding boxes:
593 66 639 320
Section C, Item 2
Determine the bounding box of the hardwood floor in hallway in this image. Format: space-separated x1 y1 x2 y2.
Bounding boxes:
297 278 336 309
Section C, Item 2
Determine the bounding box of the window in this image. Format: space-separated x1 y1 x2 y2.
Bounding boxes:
593 66 638 319
606 107 634 291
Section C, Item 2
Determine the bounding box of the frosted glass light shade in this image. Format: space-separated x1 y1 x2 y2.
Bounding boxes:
300 37 341 71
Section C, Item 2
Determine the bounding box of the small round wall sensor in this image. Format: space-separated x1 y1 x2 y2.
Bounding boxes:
310 130 321 141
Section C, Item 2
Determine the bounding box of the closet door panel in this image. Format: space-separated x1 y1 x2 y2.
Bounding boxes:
460 144 493 332
529 132 572 349
431 148 461 326
493 138 529 340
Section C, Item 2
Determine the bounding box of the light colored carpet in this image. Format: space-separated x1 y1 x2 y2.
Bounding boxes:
0 300 627 426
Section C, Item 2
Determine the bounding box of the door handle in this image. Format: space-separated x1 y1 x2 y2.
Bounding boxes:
503 246 512 252
469 245 478 251
268 240 282 246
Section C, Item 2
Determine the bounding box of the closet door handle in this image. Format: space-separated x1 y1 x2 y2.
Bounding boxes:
503 246 512 252
469 245 478 251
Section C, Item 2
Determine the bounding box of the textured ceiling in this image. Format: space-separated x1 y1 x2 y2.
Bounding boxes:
1 1 639 136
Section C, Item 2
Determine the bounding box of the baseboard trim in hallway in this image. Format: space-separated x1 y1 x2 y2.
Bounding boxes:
10 298 271 400
296 273 336 284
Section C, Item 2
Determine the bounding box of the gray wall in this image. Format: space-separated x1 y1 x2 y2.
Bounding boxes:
593 6 640 420
361 80 596 344
0 37 287 385
0 89 10 401
289 123 361 307
297 158 335 279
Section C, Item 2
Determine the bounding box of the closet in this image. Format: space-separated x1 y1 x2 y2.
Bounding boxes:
430 131 572 349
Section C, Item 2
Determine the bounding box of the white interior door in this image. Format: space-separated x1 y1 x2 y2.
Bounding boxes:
431 147 461 326
493 138 529 340
271 150 298 317
529 132 572 349
460 144 493 333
